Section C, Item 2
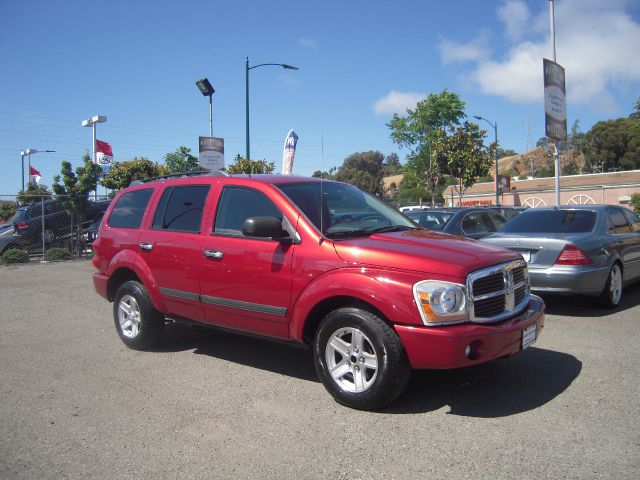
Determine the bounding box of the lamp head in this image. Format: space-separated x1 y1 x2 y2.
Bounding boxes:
196 78 215 96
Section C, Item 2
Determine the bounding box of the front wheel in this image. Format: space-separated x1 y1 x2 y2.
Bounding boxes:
113 281 165 350
598 263 623 308
313 307 411 410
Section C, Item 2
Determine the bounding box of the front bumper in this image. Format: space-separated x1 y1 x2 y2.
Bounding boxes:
395 295 545 370
528 264 609 296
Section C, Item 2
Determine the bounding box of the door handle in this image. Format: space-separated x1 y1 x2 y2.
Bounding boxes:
139 242 153 252
204 249 224 259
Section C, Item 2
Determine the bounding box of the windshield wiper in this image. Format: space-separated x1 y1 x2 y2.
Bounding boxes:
367 225 418 234
324 229 374 239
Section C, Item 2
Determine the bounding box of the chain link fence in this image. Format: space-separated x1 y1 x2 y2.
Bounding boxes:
0 195 111 262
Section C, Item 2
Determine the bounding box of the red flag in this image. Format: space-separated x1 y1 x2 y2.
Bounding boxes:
96 139 113 168
29 165 42 185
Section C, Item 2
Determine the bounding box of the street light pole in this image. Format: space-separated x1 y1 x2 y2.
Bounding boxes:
474 116 500 206
195 78 215 137
245 57 299 161
20 151 26 192
82 115 107 201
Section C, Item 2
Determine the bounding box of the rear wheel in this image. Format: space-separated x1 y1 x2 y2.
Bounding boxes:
113 281 164 349
313 307 411 410
599 263 623 308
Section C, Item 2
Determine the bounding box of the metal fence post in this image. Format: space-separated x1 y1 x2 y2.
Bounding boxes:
41 197 46 262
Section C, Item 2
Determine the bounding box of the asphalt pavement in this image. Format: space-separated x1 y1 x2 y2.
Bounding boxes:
1 261 638 479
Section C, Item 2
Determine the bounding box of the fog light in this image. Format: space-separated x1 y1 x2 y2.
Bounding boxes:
465 340 486 360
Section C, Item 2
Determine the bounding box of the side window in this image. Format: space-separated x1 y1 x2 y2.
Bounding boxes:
607 209 631 234
461 212 488 234
622 209 640 233
484 211 506 232
151 185 210 233
108 189 153 229
214 186 282 237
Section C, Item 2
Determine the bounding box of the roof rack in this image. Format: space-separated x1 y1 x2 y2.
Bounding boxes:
129 169 229 186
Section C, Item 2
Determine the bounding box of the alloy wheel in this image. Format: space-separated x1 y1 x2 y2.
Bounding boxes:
118 294 142 338
325 327 378 393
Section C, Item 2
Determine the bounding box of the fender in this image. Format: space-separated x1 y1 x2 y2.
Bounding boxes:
107 248 167 312
289 267 426 342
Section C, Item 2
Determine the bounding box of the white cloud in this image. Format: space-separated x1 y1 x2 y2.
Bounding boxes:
497 0 530 42
439 30 491 64
373 90 426 115
441 0 640 113
298 37 317 50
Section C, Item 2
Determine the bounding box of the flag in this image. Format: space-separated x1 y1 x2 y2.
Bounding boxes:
96 139 113 172
29 165 42 185
281 129 298 175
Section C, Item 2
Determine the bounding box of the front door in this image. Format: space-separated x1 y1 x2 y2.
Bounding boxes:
199 185 295 339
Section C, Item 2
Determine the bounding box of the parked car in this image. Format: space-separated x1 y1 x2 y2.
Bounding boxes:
482 205 640 307
92 174 544 410
406 207 508 239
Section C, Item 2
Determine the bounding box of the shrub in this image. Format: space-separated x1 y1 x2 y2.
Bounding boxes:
631 193 640 215
0 248 29 265
44 247 72 261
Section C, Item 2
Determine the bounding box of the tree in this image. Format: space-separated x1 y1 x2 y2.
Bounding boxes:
333 151 385 195
0 200 17 221
631 193 640 215
226 154 275 174
100 157 169 191
163 146 200 173
311 167 336 179
431 122 496 204
496 147 518 159
381 153 403 177
388 89 466 205
585 118 640 172
52 153 101 219
16 184 52 205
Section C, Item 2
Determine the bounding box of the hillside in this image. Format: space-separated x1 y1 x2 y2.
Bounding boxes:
497 146 588 178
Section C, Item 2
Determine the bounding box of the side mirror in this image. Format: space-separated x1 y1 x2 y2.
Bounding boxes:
242 216 292 243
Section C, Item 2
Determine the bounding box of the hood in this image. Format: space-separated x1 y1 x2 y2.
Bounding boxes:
332 229 520 279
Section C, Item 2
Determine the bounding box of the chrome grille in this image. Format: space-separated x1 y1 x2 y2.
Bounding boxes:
467 260 529 323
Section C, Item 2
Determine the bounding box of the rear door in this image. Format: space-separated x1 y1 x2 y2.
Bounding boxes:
199 185 295 339
137 184 211 322
621 209 640 281
607 207 640 281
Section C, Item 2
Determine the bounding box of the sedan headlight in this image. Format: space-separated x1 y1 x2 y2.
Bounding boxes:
413 280 468 325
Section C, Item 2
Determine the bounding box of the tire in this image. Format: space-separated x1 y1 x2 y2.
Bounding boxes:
598 263 623 309
113 281 165 350
312 307 411 410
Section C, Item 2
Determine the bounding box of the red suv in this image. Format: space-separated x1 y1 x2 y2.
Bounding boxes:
92 173 545 410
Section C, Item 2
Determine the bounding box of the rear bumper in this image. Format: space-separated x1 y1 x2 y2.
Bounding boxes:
93 272 109 301
395 295 545 370
529 264 609 296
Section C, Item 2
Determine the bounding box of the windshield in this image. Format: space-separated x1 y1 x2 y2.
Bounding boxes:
501 209 597 233
406 210 453 230
277 181 418 239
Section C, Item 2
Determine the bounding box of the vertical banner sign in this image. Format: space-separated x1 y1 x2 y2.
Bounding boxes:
96 139 113 173
543 58 567 141
199 136 225 170
281 129 299 175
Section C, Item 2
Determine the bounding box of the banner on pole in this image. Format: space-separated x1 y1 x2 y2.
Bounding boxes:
29 165 42 185
96 139 114 173
281 129 298 175
543 58 567 141
199 136 224 171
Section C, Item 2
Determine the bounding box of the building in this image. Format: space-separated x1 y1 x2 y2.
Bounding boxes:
441 170 640 208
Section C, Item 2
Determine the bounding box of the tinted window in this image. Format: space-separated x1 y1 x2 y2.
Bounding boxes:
152 185 209 232
407 211 452 230
501 210 597 233
461 212 490 234
108 189 153 229
214 187 282 236
486 211 507 231
622 209 640 233
607 208 631 234
10 208 28 224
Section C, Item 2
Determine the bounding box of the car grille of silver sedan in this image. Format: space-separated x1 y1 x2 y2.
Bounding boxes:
466 260 530 323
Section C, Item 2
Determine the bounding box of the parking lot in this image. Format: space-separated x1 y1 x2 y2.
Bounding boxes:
1 260 639 479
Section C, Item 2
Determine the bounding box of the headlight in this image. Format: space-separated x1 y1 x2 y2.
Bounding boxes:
413 280 468 325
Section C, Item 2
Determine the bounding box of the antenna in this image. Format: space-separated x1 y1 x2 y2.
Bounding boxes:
320 129 324 242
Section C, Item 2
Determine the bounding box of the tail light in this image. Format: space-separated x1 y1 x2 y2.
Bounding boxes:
555 244 591 265
16 222 28 231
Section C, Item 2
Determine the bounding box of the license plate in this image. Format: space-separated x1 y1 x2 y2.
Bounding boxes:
520 251 531 262
522 324 536 350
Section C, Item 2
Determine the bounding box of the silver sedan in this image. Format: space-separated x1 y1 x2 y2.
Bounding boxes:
483 205 640 308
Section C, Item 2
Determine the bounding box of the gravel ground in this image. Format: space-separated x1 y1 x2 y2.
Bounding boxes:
1 260 639 479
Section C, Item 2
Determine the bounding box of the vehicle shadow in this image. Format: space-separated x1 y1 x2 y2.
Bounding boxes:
157 323 319 383
158 324 580 417
385 347 581 417
538 281 640 317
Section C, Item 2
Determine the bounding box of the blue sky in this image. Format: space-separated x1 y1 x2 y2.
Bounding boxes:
1 0 639 195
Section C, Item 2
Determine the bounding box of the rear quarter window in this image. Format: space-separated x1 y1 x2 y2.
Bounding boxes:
108 189 154 229
501 210 597 233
